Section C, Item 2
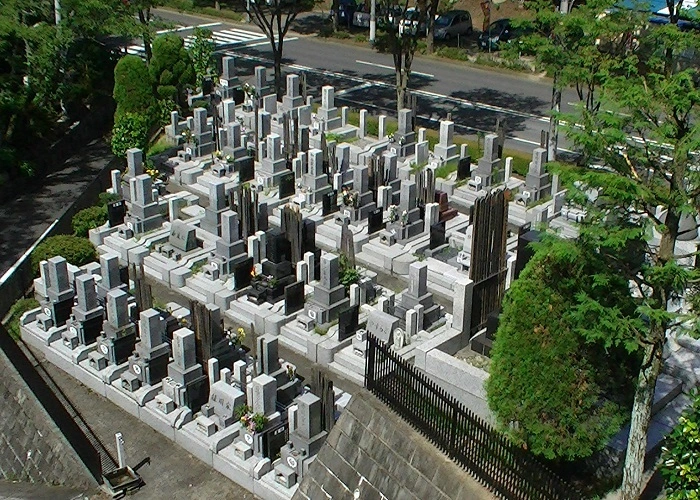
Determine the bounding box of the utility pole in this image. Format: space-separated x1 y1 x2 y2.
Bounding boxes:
369 0 377 44
54 0 61 25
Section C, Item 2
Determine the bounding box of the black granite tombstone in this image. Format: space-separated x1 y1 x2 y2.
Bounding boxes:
430 221 446 250
258 203 269 232
284 280 305 316
238 156 255 183
262 259 293 280
107 200 127 227
262 422 289 459
337 304 360 342
312 247 321 281
514 226 541 280
233 86 245 105
267 230 292 264
278 171 295 199
301 219 316 254
457 156 471 180
367 208 383 234
322 190 338 216
233 257 254 290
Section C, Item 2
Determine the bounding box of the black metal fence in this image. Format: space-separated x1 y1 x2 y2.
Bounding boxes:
364 333 580 500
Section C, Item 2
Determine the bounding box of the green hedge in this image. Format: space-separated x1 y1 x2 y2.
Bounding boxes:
31 235 98 276
6 298 39 340
72 205 108 238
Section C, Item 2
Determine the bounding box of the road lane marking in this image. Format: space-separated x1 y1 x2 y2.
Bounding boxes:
156 22 221 34
242 37 298 48
336 83 374 96
233 52 548 122
356 60 435 78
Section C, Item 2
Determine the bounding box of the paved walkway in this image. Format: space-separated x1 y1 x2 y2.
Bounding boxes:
0 140 115 277
34 348 258 500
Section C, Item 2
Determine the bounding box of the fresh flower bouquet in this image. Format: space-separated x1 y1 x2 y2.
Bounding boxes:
240 412 268 433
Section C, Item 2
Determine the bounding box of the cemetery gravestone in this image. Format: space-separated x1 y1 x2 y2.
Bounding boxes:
237 156 255 183
279 171 296 199
284 280 305 316
107 200 127 227
337 305 359 342
233 257 254 290
367 208 383 234
366 309 399 345
430 221 446 250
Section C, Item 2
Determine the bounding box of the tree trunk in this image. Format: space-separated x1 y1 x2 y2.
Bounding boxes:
548 73 561 161
426 22 434 54
426 0 438 54
273 46 283 100
396 70 407 114
138 9 152 63
215 1 220 10
332 0 339 31
620 338 663 500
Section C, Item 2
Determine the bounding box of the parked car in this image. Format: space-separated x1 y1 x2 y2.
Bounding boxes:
335 0 359 29
433 10 473 40
398 7 427 35
478 18 530 51
353 6 371 28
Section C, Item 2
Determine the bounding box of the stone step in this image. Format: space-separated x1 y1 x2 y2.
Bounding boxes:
652 373 683 416
278 330 307 356
663 345 700 388
652 393 692 431
178 285 207 304
333 347 366 373
280 323 311 349
328 360 365 387
314 233 336 253
355 251 385 273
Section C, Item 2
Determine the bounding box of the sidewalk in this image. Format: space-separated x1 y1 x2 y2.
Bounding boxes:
0 140 114 277
34 347 258 500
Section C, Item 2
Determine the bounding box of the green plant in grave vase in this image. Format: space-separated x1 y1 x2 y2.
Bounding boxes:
234 404 251 421
400 210 408 227
388 205 398 223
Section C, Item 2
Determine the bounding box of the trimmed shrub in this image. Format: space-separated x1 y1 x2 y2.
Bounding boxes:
98 192 121 207
72 205 108 237
113 55 154 120
31 235 98 275
487 238 638 461
6 298 40 340
150 34 195 108
111 112 150 158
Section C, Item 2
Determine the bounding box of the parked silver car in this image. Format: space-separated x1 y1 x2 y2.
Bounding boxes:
434 10 473 40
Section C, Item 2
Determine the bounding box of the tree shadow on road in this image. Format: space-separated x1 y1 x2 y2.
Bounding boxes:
451 88 549 116
291 13 331 35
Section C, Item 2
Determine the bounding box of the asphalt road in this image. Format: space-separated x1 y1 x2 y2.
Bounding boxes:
153 8 578 155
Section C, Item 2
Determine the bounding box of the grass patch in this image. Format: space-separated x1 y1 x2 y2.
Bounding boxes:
474 53 533 73
147 134 172 157
435 163 457 179
347 107 537 180
5 298 39 340
433 46 470 61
